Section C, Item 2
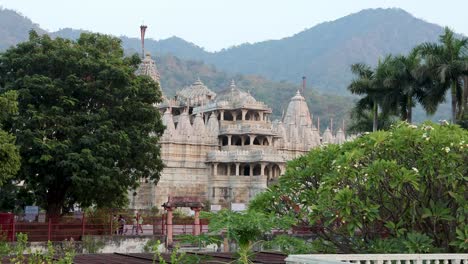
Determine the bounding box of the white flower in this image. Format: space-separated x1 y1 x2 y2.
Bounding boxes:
412 167 419 173
444 147 450 153
364 132 370 135
409 125 417 129
425 137 430 141
422 133 427 138
450 143 454 147
364 173 368 177
353 163 359 168
423 125 434 131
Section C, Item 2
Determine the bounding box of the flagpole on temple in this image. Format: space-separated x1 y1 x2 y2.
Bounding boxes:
140 25 148 59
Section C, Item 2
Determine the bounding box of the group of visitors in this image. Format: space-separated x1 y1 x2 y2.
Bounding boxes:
115 214 144 235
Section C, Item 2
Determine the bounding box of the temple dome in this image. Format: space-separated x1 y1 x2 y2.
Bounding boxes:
283 90 312 127
176 78 216 106
215 80 257 106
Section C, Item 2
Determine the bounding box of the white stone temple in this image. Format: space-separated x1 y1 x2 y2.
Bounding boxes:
131 53 348 210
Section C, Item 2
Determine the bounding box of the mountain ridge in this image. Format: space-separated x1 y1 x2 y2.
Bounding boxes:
0 7 452 122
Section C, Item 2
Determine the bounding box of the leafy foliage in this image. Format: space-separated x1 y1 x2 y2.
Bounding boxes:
250 122 467 253
417 27 468 124
199 209 294 263
0 31 165 215
0 90 20 186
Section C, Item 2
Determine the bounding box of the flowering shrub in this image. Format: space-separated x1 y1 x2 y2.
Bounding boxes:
250 122 467 253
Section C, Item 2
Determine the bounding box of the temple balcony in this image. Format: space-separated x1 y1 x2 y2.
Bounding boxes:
219 122 275 135
220 145 275 151
207 150 288 163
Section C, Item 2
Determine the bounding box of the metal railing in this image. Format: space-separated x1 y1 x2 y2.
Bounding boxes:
0 212 209 242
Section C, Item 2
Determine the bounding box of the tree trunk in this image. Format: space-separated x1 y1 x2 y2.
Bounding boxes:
373 103 378 132
46 191 65 218
451 82 457 124
407 96 412 123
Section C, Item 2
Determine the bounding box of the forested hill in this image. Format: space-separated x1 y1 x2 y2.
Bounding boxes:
0 8 45 50
0 7 452 123
116 8 447 94
0 8 354 129
0 7 449 95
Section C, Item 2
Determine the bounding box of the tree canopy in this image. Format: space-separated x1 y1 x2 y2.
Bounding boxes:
250 122 467 253
0 31 164 215
0 90 20 186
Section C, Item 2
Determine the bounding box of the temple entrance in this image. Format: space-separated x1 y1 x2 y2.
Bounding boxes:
162 196 204 247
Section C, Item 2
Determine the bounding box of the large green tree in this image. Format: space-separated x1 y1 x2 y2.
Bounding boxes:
0 90 20 186
250 122 467 253
0 31 164 216
417 27 468 124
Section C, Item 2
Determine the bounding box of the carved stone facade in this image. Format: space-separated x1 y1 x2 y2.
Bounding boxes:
131 54 348 209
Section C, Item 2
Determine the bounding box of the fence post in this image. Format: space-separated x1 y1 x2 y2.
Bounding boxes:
11 214 16 242
81 213 86 239
110 215 113 236
161 214 165 235
48 217 51 241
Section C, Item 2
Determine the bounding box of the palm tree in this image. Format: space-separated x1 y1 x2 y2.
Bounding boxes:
417 27 468 124
379 50 431 123
348 63 378 131
348 58 391 131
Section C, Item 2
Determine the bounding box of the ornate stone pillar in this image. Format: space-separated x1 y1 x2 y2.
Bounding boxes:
220 110 224 121
227 163 231 176
241 109 247 120
213 163 218 176
166 207 174 246
241 135 245 146
227 135 232 146
235 163 240 176
260 163 266 176
249 135 256 145
249 165 253 177
191 207 202 235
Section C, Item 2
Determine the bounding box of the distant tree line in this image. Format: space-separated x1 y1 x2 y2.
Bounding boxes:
348 27 468 131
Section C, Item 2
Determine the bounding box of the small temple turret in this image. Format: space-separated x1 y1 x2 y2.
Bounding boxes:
335 128 346 144
135 25 161 84
322 127 334 144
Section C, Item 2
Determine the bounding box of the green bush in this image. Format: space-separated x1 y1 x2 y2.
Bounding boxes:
251 122 467 253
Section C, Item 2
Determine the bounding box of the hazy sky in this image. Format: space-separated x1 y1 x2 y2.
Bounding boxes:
0 0 466 51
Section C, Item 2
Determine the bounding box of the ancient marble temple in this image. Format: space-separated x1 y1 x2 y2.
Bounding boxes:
131 53 347 210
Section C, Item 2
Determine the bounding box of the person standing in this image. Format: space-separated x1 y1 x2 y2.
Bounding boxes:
132 216 138 235
138 214 144 234
118 215 125 235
